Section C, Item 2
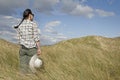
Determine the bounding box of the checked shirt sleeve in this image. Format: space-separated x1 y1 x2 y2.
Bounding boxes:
33 22 40 42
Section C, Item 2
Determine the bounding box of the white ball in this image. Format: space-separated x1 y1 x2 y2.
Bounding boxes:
34 58 42 68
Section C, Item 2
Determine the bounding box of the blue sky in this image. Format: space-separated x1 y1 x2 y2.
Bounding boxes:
0 0 120 45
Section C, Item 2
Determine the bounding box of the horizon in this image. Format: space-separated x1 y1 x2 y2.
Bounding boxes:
0 0 120 45
0 35 119 46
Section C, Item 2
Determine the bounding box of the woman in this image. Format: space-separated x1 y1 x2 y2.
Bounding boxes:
15 9 41 73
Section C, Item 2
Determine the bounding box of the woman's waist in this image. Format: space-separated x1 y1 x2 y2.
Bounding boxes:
20 44 36 49
20 44 36 50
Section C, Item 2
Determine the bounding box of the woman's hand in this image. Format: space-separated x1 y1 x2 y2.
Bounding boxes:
37 48 41 55
36 41 41 55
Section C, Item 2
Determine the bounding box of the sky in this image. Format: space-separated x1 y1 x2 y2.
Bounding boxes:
0 0 120 45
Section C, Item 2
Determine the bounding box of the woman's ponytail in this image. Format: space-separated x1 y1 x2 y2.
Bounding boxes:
14 18 24 29
14 9 32 29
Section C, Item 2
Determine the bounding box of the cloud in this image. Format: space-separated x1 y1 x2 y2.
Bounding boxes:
0 0 59 15
40 34 68 45
107 0 115 5
60 0 77 13
80 0 88 3
41 20 68 45
74 0 88 4
60 0 94 18
70 4 94 18
0 0 115 18
0 15 20 30
0 30 17 42
34 0 94 18
0 32 2 35
0 15 19 42
0 15 67 45
60 0 115 18
34 0 59 14
0 0 116 45
44 21 61 34
0 31 15 36
45 21 61 28
0 15 20 26
55 33 68 40
0 0 29 15
40 35 58 45
95 9 115 17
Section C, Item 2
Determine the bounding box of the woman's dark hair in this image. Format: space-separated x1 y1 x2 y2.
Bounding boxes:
14 9 33 29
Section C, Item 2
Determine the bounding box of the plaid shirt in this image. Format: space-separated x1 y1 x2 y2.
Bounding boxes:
17 20 40 48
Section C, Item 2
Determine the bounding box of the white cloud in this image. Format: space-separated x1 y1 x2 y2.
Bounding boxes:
70 4 94 18
60 0 94 18
0 15 20 26
44 21 61 34
0 0 117 45
0 30 17 42
0 0 59 15
0 31 3 35
0 31 15 36
107 0 115 5
45 21 61 28
0 0 29 15
0 15 67 45
3 16 14 19
55 34 68 40
41 20 68 45
59 0 115 18
80 0 88 4
61 0 77 13
40 35 54 45
0 15 19 42
0 0 115 18
34 0 59 14
95 9 115 17
34 0 115 18
40 34 68 45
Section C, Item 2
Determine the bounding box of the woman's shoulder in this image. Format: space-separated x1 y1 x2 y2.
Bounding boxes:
30 21 37 25
31 21 39 27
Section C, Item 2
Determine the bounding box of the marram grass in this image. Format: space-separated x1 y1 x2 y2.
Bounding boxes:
0 36 120 80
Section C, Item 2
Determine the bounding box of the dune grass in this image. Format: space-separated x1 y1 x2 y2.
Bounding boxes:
0 36 120 80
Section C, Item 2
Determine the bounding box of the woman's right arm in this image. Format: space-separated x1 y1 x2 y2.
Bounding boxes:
33 23 41 55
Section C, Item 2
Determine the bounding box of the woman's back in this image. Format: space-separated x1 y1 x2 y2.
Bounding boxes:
18 19 40 48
